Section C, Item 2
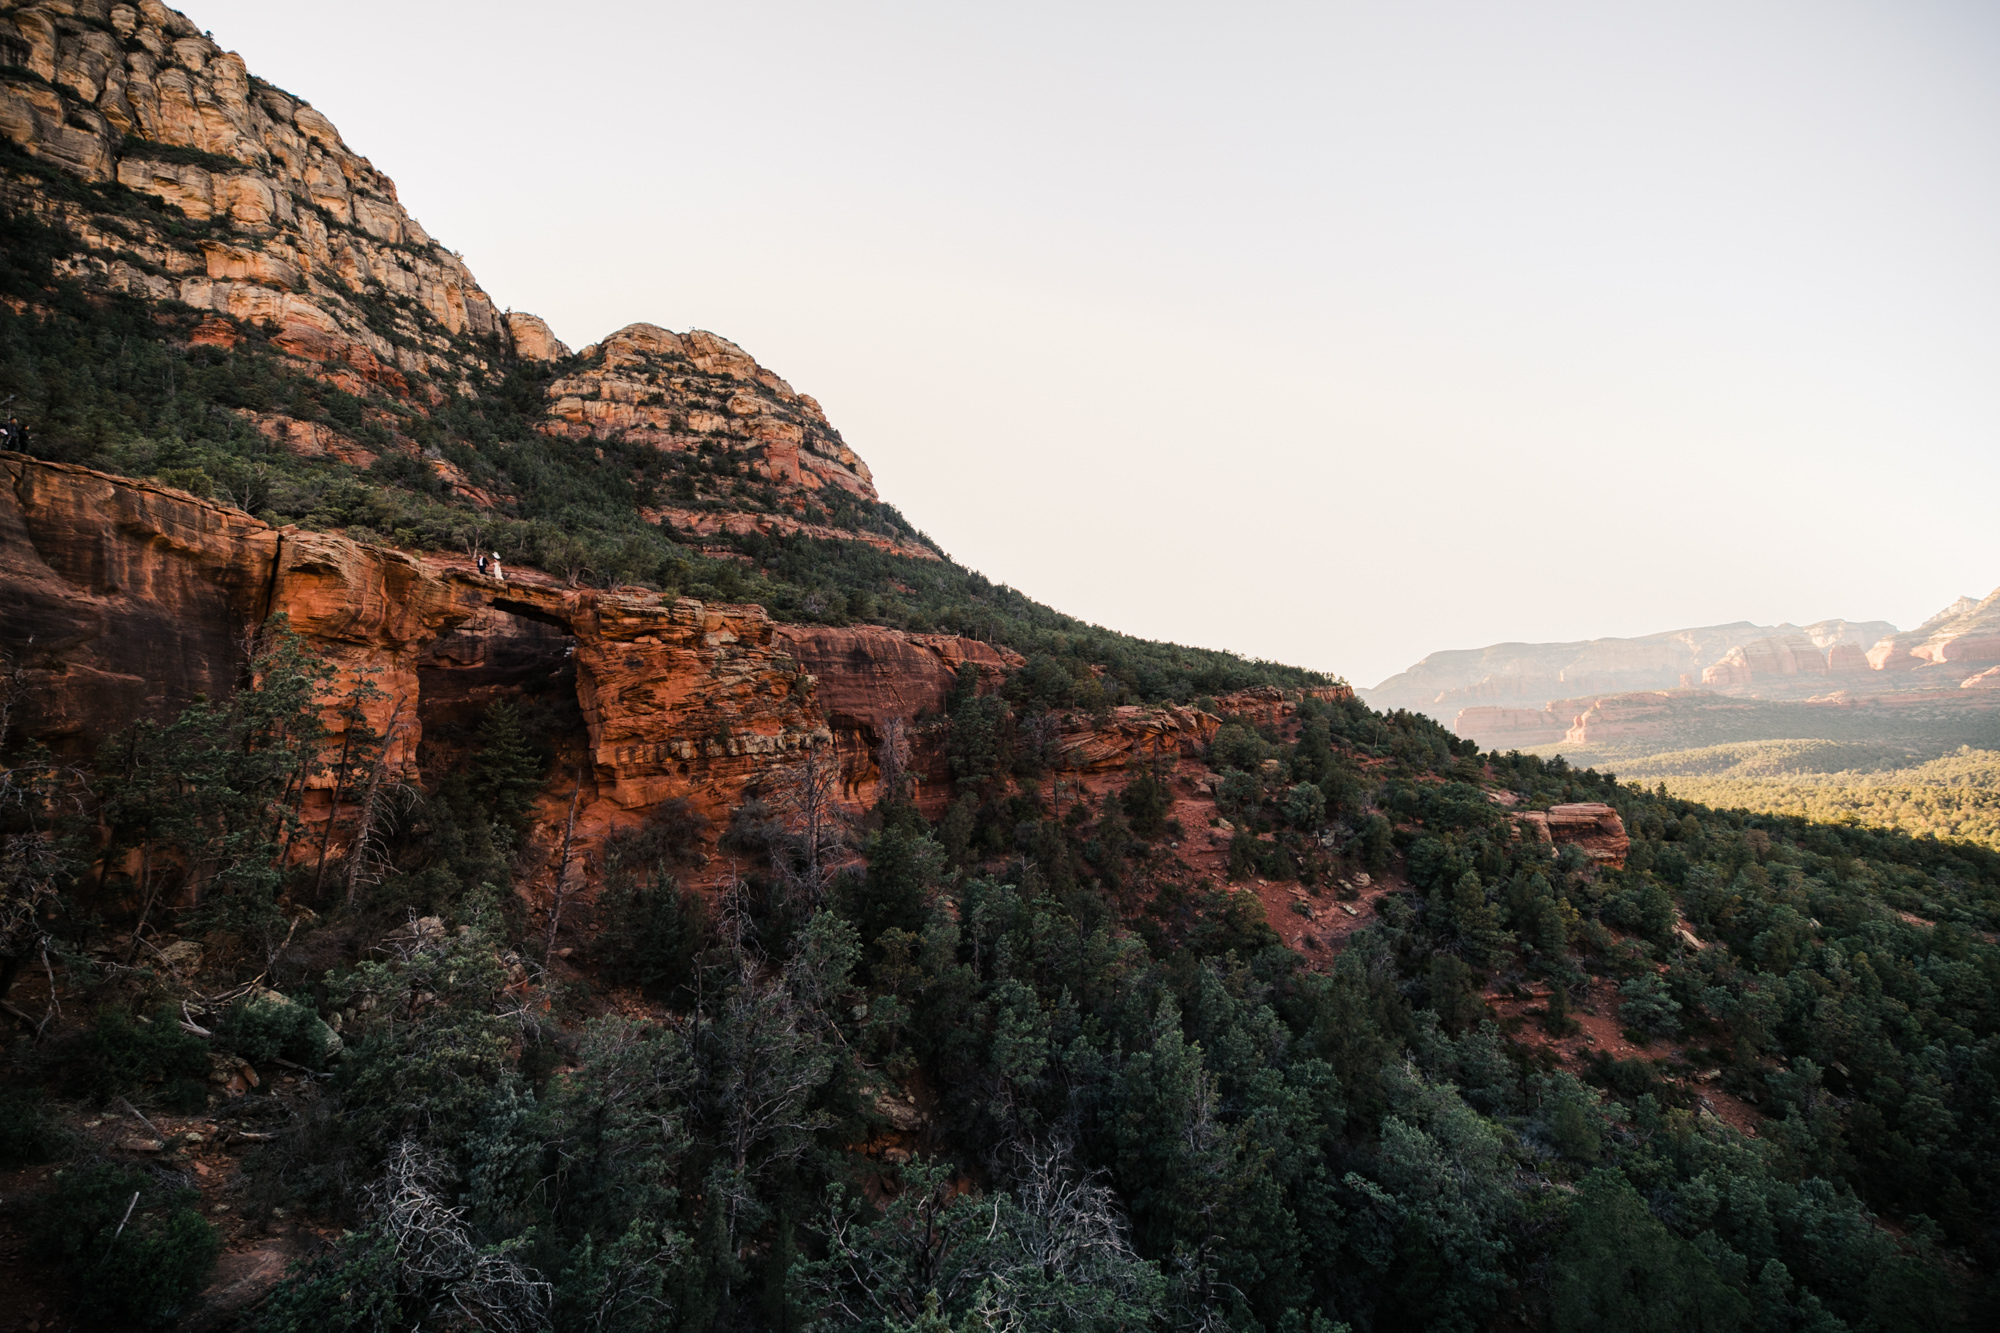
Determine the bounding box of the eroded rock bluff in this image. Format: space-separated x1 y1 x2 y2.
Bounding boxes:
1 0 512 402
1 452 1308 895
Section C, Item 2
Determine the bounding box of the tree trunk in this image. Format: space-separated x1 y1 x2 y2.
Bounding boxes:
312 718 360 899
544 769 586 958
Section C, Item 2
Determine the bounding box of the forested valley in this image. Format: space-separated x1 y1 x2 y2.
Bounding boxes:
4 627 1997 1332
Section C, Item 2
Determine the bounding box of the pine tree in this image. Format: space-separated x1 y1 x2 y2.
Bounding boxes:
470 702 545 829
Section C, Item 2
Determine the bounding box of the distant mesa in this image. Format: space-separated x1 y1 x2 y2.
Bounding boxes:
1361 618 1894 719
1364 591 2000 752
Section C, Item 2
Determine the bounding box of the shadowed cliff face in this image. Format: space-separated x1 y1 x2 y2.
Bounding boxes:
0 453 278 738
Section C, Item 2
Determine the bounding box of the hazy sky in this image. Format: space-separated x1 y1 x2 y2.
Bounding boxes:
194 0 2000 687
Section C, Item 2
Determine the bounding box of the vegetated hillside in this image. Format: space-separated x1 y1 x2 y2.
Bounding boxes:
1529 710 2000 850
7 642 2000 1332
1607 743 2000 852
4 4 2000 1333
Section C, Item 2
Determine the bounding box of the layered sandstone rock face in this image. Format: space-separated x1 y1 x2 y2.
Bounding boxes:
0 0 548 420
569 596 830 825
1452 706 1569 749
7 453 1268 895
1054 705 1220 774
1440 592 2000 751
266 530 476 781
647 504 942 562
776 627 1021 735
0 1 955 571
505 312 571 363
1453 693 1681 750
0 454 916 868
1516 803 1629 866
549 323 877 501
1699 634 1839 694
773 626 1021 808
0 453 277 740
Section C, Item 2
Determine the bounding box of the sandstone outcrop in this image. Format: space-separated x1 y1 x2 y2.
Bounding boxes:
568 595 828 822
776 627 1021 736
548 322 877 502
1 449 1364 901
1053 705 1222 773
1438 593 2000 751
1452 706 1569 749
1516 803 1629 866
770 626 1021 808
0 451 278 741
505 311 570 362
1698 633 1901 695
0 2 967 570
646 505 941 562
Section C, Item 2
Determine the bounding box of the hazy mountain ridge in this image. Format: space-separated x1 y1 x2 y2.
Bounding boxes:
1363 617 1897 717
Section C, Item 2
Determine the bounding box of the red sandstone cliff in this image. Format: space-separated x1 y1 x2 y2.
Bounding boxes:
1516 803 1630 867
2 452 1312 897
1866 590 2000 678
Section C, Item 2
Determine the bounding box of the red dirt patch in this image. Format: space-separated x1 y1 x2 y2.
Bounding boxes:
1487 976 1765 1137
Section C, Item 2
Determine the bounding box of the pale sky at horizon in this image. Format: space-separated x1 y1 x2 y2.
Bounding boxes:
192 0 2000 687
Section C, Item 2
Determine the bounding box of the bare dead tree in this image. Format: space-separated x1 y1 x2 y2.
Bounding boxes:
365 1139 551 1332
1023 710 1062 778
343 698 412 910
769 742 845 911
876 716 913 807
456 518 490 563
999 1139 1146 1298
704 943 836 1260
313 672 387 900
220 460 274 514
544 767 587 959
712 862 754 963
